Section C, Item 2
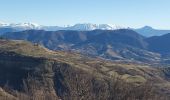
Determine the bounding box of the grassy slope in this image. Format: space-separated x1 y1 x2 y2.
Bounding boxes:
0 88 17 100
0 39 170 99
0 40 166 83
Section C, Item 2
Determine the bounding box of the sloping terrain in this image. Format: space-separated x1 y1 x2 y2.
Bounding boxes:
0 39 170 99
0 88 17 100
2 29 165 64
146 33 170 55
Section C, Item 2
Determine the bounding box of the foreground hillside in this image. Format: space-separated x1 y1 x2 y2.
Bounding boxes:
0 39 170 99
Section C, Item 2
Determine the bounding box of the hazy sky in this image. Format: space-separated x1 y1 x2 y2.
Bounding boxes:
0 0 170 29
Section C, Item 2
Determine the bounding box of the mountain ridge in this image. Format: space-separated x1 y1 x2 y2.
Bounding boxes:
0 22 123 31
3 29 168 65
1 22 170 37
134 26 170 37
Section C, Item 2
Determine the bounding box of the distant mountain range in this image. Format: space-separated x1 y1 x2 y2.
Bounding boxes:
2 29 170 65
134 26 170 37
0 22 122 31
1 22 170 37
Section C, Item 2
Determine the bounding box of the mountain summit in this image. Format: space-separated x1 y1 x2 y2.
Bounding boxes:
0 22 41 30
0 22 124 31
134 26 170 37
65 23 123 30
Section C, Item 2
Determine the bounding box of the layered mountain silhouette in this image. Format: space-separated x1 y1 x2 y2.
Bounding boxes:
134 26 170 37
146 33 170 55
2 29 170 65
1 22 170 37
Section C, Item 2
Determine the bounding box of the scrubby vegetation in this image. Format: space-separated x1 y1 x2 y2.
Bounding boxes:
0 40 170 100
1 73 169 100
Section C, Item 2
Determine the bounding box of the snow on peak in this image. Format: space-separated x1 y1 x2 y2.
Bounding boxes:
0 21 9 27
66 23 124 31
69 23 99 30
0 22 41 30
9 22 41 29
0 22 125 31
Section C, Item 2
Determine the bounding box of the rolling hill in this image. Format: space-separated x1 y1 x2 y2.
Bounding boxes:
0 39 170 99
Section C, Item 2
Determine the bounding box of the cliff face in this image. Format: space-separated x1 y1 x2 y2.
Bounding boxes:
0 39 170 99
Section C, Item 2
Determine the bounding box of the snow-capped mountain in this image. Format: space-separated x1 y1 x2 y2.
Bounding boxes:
0 22 42 35
0 22 124 31
41 26 65 31
65 23 123 31
1 22 170 37
41 23 124 31
9 23 41 30
0 21 9 27
1 22 41 30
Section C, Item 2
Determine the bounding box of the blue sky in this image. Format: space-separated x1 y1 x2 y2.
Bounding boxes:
0 0 170 29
